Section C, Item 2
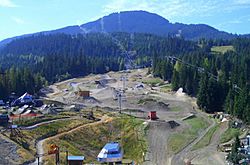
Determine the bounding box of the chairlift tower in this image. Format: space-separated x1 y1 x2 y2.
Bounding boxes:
120 75 128 91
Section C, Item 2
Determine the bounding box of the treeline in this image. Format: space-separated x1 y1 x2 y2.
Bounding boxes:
0 33 197 99
0 33 198 75
0 53 121 98
153 38 250 123
0 67 47 99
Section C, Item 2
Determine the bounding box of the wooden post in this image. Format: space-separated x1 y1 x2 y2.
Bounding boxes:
56 147 60 165
66 150 68 165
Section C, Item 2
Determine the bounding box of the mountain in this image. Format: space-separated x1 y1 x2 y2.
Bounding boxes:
0 11 249 47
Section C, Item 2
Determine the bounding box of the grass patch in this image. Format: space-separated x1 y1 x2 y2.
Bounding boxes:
211 45 234 54
44 115 147 164
192 124 219 150
137 98 155 104
14 115 70 127
142 77 163 86
170 106 182 112
220 127 243 143
168 116 209 153
17 148 34 164
43 99 66 106
160 84 172 93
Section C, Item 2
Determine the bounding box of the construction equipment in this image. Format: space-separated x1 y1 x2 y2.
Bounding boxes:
48 144 59 155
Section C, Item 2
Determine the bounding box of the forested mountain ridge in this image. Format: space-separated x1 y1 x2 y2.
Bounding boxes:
1 10 249 48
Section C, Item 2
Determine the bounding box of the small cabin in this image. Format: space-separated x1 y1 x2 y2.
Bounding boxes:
148 111 157 120
97 142 123 163
76 91 90 97
67 156 85 165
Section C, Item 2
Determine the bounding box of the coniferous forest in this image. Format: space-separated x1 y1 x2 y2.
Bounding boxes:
0 33 249 123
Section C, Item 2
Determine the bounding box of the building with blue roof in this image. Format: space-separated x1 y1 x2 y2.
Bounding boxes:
97 142 123 163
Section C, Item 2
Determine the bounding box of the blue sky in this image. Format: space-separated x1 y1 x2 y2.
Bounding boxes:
1 0 250 41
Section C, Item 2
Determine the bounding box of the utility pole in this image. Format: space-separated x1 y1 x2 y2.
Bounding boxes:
120 75 127 91
123 76 126 90
66 150 68 165
118 92 122 113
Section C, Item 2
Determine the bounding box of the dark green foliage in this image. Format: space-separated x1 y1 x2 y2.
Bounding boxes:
227 135 242 164
0 67 46 99
153 38 250 123
197 73 209 111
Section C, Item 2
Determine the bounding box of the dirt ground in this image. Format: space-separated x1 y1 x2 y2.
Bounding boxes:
0 134 20 165
40 69 227 165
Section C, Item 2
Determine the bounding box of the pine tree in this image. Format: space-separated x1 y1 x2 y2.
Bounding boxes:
171 70 179 91
227 135 242 164
197 73 209 111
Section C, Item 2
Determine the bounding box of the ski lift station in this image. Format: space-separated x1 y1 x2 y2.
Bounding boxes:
97 142 123 163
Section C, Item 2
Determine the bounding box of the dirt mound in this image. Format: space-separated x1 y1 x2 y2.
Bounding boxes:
143 101 169 111
158 101 170 109
149 121 171 130
167 120 180 129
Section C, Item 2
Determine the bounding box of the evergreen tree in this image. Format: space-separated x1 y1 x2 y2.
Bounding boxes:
197 73 209 111
227 135 242 164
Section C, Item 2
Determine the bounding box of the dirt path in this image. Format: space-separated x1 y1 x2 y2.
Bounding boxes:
21 117 75 130
143 121 172 165
29 115 111 165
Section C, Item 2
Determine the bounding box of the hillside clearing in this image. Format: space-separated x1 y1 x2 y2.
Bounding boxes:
211 45 234 54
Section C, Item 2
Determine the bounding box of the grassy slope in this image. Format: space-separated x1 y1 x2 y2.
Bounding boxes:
14 114 70 127
11 118 92 161
168 116 209 154
220 127 243 143
160 84 172 93
142 77 164 86
211 45 234 54
44 115 147 164
192 123 219 150
170 106 182 112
